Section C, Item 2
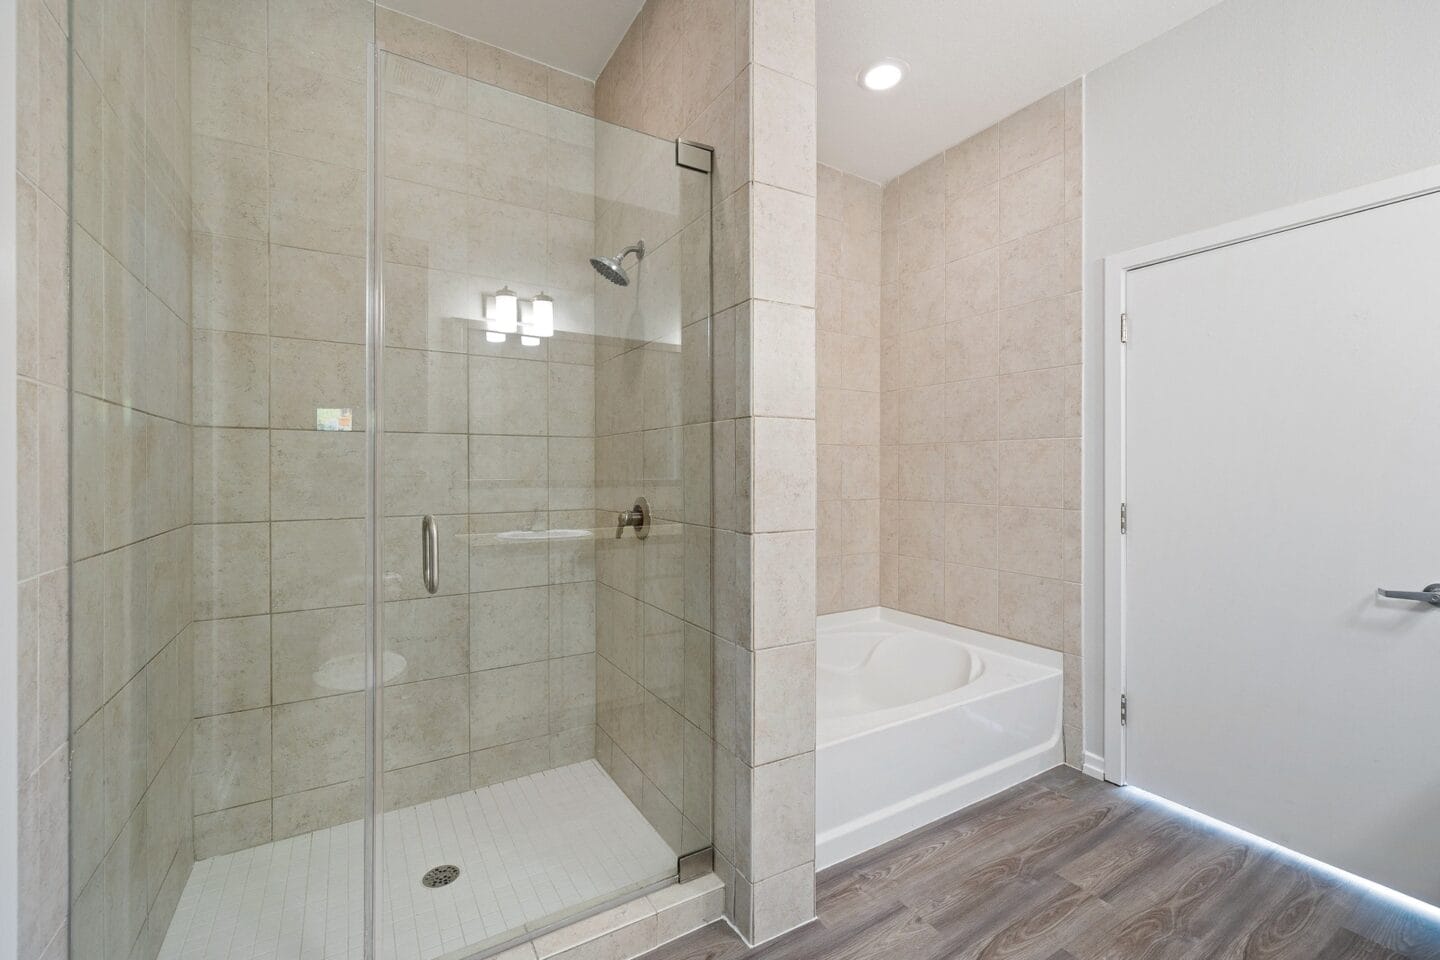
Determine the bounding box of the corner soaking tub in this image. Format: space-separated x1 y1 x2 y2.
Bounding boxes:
815 607 1063 868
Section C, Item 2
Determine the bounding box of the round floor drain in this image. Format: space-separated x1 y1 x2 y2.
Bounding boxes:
422 865 460 888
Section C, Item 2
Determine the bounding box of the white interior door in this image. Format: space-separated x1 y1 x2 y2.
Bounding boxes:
1122 187 1440 905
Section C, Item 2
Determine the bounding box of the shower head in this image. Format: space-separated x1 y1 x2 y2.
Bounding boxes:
590 241 645 286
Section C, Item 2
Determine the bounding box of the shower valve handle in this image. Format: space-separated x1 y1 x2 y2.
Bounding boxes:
615 498 650 540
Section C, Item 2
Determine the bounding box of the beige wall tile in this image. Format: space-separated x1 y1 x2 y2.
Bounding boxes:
945 503 998 568
194 801 272 859
751 67 816 196
751 643 815 765
384 675 470 769
269 153 367 257
193 329 268 427
751 418 815 532
193 708 272 814
192 135 268 241
998 571 1064 650
192 37 267 147
998 438 1067 508
471 586 550 670
471 738 550 788
268 0 373 84
377 5 468 74
383 432 469 515
272 604 364 703
996 88 1065 175
748 752 815 883
269 60 368 169
998 154 1065 241
470 662 549 749
271 518 366 611
193 234 268 334
273 779 363 840
470 356 548 435
194 523 270 619
944 563 999 633
271 430 366 520
268 245 365 343
996 219 1080 308
997 364 1081 440
945 126 1000 198
193 615 271 715
752 185 817 307
748 860 816 944
998 292 1080 374
269 337 366 429
272 692 366 794
751 531 816 649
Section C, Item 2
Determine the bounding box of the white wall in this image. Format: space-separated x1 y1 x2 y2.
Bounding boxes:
1081 0 1440 760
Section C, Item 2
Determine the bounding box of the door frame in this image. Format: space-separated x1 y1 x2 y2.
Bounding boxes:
1102 161 1440 785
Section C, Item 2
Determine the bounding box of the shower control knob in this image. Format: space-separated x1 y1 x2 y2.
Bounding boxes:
616 498 650 540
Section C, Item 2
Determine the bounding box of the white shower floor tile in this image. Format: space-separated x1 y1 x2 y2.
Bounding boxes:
157 760 679 960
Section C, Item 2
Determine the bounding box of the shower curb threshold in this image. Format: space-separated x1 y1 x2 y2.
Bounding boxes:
491 873 724 960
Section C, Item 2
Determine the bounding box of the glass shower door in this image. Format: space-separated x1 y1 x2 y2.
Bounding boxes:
68 2 380 960
374 46 714 960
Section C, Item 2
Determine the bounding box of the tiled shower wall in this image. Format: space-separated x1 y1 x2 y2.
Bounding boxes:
597 0 820 944
815 164 881 614
187 4 608 858
66 0 199 957
187 0 376 858
877 82 1084 761
14 0 71 956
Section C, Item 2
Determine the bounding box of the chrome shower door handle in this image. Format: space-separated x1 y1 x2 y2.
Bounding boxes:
421 515 439 594
1375 583 1440 606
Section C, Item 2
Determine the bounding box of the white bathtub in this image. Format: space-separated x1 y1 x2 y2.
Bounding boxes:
815 607 1063 869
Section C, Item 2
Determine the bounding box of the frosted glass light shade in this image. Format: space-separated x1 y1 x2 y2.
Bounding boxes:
529 293 555 338
490 287 519 333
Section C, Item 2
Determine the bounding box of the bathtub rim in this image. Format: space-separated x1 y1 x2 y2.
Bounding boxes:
817 607 1062 748
819 606 1062 669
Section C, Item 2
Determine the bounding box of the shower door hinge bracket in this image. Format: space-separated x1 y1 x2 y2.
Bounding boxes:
1120 312 1129 343
1120 693 1128 726
1120 501 1127 534
675 139 714 174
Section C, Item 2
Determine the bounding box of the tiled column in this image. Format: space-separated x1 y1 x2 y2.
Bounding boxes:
725 0 819 943
592 0 818 942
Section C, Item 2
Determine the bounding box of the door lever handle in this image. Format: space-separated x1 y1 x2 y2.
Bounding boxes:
1375 583 1440 606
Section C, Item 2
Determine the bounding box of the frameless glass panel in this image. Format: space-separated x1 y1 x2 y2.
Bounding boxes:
67 2 379 959
374 47 713 960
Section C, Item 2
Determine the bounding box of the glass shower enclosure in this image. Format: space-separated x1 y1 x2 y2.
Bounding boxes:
66 5 715 958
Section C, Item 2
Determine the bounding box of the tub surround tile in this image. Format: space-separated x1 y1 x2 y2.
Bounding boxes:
868 81 1084 771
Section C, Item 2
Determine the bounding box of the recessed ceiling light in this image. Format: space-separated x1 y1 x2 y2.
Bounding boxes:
859 58 908 91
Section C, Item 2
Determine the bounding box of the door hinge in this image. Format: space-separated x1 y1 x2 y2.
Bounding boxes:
1120 312 1129 343
1120 693 1128 726
1120 501 1127 534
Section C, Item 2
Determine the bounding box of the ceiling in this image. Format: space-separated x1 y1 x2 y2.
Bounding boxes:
387 0 1226 182
383 0 646 79
820 0 1226 183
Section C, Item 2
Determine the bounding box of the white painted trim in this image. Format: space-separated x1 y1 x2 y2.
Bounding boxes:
0 0 22 953
1101 160 1440 788
1081 751 1105 781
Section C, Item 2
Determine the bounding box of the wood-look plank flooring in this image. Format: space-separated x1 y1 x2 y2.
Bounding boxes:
642 768 1440 960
